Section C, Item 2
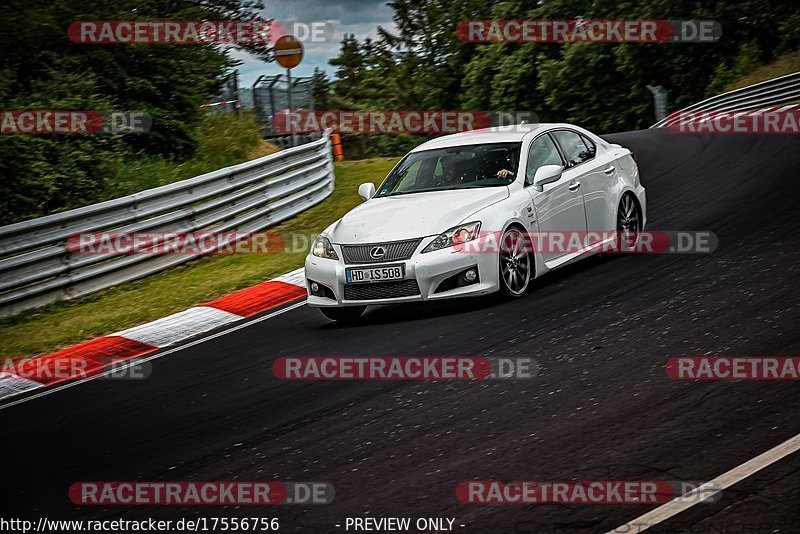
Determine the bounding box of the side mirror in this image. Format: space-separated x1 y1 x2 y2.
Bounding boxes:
532 165 563 192
358 182 376 201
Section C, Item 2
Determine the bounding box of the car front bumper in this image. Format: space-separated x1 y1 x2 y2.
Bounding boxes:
304 239 500 308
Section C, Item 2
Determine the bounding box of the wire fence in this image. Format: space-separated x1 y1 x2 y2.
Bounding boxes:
252 74 315 134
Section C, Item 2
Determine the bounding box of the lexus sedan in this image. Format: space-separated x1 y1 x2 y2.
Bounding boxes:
305 123 646 321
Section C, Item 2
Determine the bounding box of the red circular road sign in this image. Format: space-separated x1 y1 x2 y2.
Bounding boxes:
274 35 304 69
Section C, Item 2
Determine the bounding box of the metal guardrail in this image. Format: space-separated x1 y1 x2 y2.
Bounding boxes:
0 133 334 318
266 133 322 149
652 71 800 128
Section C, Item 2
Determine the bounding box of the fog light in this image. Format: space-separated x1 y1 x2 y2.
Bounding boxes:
310 282 320 293
464 269 477 282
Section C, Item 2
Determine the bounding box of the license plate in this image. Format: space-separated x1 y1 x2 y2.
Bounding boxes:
346 264 405 284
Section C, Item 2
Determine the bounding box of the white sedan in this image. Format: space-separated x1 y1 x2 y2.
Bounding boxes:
305 123 646 321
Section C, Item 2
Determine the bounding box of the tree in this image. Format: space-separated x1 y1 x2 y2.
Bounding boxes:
312 67 333 110
324 0 800 148
0 0 272 223
329 34 366 107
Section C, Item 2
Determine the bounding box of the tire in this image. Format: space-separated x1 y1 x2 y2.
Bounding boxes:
616 194 642 253
319 306 366 322
498 227 532 298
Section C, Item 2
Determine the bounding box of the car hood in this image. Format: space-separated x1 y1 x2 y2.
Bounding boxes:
327 187 509 243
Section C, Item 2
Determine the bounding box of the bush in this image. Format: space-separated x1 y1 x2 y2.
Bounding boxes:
0 111 267 225
0 0 267 225
103 111 267 201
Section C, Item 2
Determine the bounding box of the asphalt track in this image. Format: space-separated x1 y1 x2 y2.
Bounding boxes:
2 128 800 533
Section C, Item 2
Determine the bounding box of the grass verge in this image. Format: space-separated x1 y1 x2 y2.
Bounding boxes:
0 157 400 359
724 49 800 92
101 113 279 200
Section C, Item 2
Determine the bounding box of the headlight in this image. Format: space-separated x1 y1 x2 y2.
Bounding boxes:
312 235 339 260
422 221 482 253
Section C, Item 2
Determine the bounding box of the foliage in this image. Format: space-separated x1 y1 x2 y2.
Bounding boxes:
0 0 270 224
322 0 800 152
707 41 763 96
102 112 267 200
721 48 800 92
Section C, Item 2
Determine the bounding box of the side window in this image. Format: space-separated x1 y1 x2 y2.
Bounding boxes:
525 134 564 186
553 130 594 167
580 134 596 159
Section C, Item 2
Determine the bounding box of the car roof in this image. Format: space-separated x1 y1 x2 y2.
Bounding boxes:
409 123 576 152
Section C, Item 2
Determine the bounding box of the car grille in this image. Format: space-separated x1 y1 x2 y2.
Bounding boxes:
344 280 421 301
340 238 421 264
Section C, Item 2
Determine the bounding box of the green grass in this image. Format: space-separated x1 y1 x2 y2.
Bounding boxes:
101 112 278 200
0 157 400 359
724 49 800 92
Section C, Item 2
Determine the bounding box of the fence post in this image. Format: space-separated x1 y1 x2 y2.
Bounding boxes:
331 133 344 161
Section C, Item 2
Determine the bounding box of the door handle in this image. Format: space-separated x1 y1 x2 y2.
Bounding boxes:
604 165 615 175
568 181 581 192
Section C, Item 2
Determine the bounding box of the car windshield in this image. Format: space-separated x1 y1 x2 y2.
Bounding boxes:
375 142 522 197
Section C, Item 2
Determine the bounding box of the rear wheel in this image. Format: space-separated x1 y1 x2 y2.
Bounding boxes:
319 306 366 322
499 228 531 297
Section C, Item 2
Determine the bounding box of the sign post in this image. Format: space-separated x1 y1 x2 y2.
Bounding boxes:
274 35 304 147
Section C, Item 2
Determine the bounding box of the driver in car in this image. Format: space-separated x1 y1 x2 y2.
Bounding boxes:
435 151 516 186
442 157 460 184
495 151 518 179
429 156 463 187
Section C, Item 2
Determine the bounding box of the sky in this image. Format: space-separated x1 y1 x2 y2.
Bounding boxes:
232 0 396 88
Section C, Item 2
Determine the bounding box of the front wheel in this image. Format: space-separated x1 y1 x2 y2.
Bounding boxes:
319 306 366 322
616 194 642 252
499 228 532 297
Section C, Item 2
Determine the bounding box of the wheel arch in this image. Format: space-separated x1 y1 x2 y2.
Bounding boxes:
501 220 544 280
618 189 643 222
